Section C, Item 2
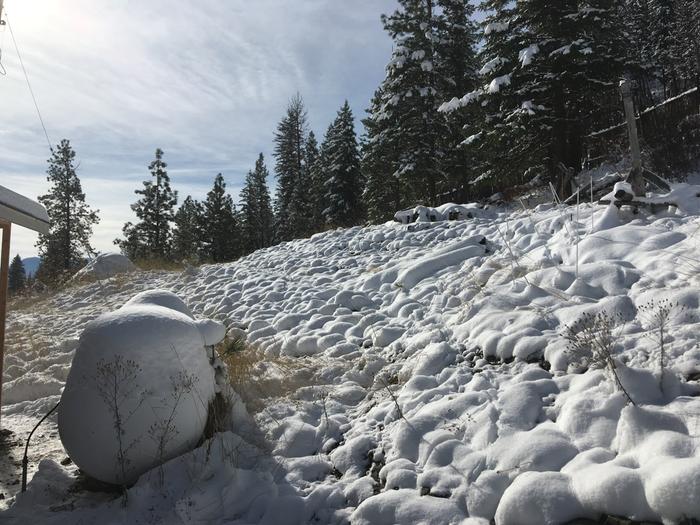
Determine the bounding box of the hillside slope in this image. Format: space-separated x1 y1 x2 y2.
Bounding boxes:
3 188 700 524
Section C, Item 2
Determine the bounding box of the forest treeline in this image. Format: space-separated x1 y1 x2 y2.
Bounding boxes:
24 0 699 285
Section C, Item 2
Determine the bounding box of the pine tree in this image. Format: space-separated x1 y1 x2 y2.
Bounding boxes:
304 132 325 232
202 173 239 263
448 0 625 198
434 0 479 200
116 148 178 260
673 0 700 89
379 0 444 205
8 254 26 295
273 94 309 241
623 0 657 107
240 154 275 253
362 88 404 223
365 1 479 208
647 0 682 97
322 101 364 227
626 0 699 104
288 161 314 238
36 139 99 283
172 196 205 262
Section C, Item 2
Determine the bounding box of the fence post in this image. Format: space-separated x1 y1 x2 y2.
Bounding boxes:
620 79 645 196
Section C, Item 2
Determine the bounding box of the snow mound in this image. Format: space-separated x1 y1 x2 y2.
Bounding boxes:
72 252 136 281
394 202 490 224
58 290 225 485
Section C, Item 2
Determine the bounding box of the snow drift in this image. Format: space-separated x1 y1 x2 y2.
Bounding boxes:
4 182 700 524
72 252 136 282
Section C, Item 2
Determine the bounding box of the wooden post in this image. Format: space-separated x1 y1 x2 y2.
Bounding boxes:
0 220 10 427
620 79 645 196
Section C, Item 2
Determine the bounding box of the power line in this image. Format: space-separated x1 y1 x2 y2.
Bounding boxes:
6 13 53 152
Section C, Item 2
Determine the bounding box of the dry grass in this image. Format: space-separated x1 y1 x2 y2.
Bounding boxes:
133 258 186 272
7 291 53 313
217 336 314 413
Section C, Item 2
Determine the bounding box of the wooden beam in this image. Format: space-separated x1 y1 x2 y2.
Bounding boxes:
0 220 10 427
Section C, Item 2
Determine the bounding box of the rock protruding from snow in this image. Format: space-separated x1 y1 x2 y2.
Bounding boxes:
72 252 136 282
58 290 225 485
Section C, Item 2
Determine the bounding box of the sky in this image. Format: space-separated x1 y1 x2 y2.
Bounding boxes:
0 0 397 259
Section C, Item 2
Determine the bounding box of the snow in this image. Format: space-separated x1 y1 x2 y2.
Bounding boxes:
394 203 490 224
3 182 700 523
58 290 225 485
438 90 483 113
71 252 136 282
518 44 539 67
479 56 506 76
488 74 511 94
0 184 51 234
484 21 508 35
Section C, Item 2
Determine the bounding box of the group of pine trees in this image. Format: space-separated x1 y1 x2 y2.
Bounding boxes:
114 149 275 264
20 0 700 287
272 96 364 241
113 95 365 259
27 94 366 286
363 0 700 219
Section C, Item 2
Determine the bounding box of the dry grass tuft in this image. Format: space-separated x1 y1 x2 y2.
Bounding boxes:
133 258 186 272
217 336 313 413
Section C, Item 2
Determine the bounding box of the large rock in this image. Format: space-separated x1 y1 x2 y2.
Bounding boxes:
58 290 226 485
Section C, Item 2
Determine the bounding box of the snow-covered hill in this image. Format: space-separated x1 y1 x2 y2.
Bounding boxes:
3 187 700 524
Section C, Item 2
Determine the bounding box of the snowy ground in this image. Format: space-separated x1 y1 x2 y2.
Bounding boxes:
2 187 700 524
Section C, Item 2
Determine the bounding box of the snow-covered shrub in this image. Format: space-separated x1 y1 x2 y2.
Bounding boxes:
58 290 226 486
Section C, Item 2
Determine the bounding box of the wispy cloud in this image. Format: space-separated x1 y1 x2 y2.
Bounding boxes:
0 0 394 257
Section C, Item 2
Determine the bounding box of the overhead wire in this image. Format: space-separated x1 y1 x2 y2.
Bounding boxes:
5 11 53 152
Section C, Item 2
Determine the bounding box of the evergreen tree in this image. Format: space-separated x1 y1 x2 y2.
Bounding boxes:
673 0 700 89
36 139 99 283
379 0 444 204
623 0 657 107
273 94 309 241
322 101 364 227
364 1 478 209
240 154 275 252
362 88 404 223
202 173 240 263
288 160 314 238
304 132 325 232
449 0 625 198
626 0 699 104
8 254 26 295
434 0 480 199
172 196 205 262
116 148 178 260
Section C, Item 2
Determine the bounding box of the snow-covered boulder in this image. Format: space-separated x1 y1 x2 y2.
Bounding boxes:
72 252 136 282
58 290 226 486
394 202 490 224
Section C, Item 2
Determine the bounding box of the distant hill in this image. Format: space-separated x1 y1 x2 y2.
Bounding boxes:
22 257 40 277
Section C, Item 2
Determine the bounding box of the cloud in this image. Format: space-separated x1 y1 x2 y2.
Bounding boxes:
0 0 394 258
